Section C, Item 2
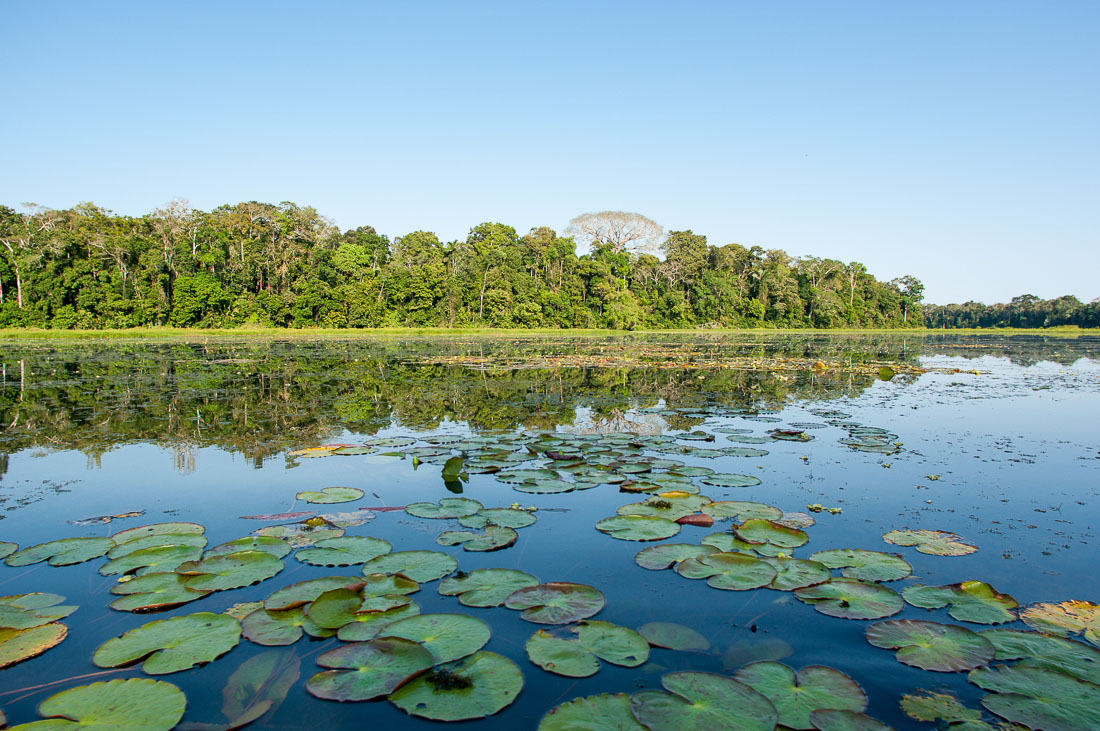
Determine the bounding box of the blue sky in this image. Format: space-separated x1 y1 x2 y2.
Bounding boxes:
3 1 1097 304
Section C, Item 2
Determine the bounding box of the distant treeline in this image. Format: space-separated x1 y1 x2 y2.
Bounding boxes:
0 201 1082 331
924 295 1100 329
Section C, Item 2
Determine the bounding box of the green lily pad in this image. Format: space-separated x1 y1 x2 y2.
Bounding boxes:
505 582 605 624
1019 600 1100 647
513 479 579 494
638 622 710 651
361 572 421 597
808 709 894 731
240 606 334 646
306 587 399 629
982 628 1100 684
701 532 767 556
733 662 867 730
882 529 977 556
618 494 711 521
437 526 519 552
634 543 719 570
763 557 831 591
808 549 912 582
296 487 365 504
903 581 1018 624
459 508 537 530
539 693 646 730
968 664 1100 731
263 576 364 611
203 536 291 559
5 537 115 567
107 533 208 560
629 670 778 731
596 515 681 542
337 601 421 642
526 621 649 677
900 690 983 724
866 619 994 671
380 613 491 664
92 611 241 674
0 541 16 559
405 497 483 519
701 501 782 522
675 552 777 591
175 550 284 591
17 677 185 730
112 523 205 545
0 623 68 669
99 544 205 576
295 536 392 566
670 466 717 476
389 651 523 721
794 579 903 620
108 572 211 612
735 519 809 549
438 568 540 608
306 638 434 701
700 473 763 488
361 550 458 583
252 520 344 548
0 593 77 629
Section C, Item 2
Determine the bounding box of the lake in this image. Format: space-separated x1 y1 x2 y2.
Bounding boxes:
1 333 1098 730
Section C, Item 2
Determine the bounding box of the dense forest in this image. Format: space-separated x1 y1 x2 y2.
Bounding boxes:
0 201 1093 330
924 295 1100 329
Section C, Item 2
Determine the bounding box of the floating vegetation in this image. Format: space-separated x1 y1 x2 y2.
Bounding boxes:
379 613 491 664
882 529 978 556
14 677 186 730
306 638 433 701
295 536 392 566
360 550 458 583
1019 599 1100 647
505 582 605 625
866 619 995 672
807 549 912 582
5 537 114 567
732 662 867 730
526 621 649 677
902 581 1019 624
794 579 904 620
437 525 519 552
629 670 778 730
438 568 540 607
295 487 365 504
388 651 523 721
92 611 241 674
538 692 643 730
968 664 1100 731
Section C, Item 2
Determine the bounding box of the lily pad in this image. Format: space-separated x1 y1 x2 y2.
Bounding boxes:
389 651 523 722
0 593 77 629
18 677 185 729
0 623 68 668
99 544 205 576
882 529 977 556
808 549 912 582
295 536 392 566
528 621 649 677
539 693 646 730
0 541 16 559
380 613 491 664
968 664 1100 731
108 572 211 612
675 552 777 591
982 628 1100 684
639 622 710 651
263 576 364 611
735 519 809 549
296 487 365 504
240 606 334 646
763 557 831 591
252 520 344 548
405 497 483 519
702 501 782 522
1019 600 1100 647
337 602 422 642
5 537 115 567
175 550 284 591
733 662 867 730
203 536 291 559
794 579 903 620
92 611 241 674
634 543 719 570
903 581 1018 624
866 619 994 671
700 473 763 488
437 526 518 552
306 638 434 701
596 515 681 542
107 533 208 559
900 690 983 724
438 568 540 607
459 508 537 530
701 532 768 556
629 670 778 731
361 550 458 583
808 709 894 731
112 522 205 545
505 582 605 624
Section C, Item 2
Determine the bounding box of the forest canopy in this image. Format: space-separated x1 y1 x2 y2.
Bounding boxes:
0 202 1093 330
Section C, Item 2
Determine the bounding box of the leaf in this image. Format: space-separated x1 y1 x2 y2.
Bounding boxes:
733 662 867 730
99 543 205 576
639 622 710 651
442 456 467 481
525 621 648 676
361 550 458 583
539 693 646 730
968 664 1100 731
1019 600 1100 647
900 690 983 723
92 612 241 674
981 628 1100 684
306 638 434 701
701 501 782 522
175 551 284 592
459 508 537 530
438 568 539 607
263 576 365 611
5 537 114 567
252 520 343 548
866 619 994 672
903 581 1018 624
634 543 718 571
0 623 68 669
294 536 391 566
700 473 763 488
389 651 523 721
595 515 681 541
735 519 809 549
107 533 208 559
240 606 334 646
505 582 605 624
807 549 912 582
108 572 211 612
404 497 483 519
203 536 291 559
794 579 903 620
437 525 518 552
0 593 77 630
296 486 365 504
763 556 831 591
111 522 205 545
380 613 491 664
882 529 977 556
675 552 777 591
629 671 778 731
808 709 894 731
20 677 186 730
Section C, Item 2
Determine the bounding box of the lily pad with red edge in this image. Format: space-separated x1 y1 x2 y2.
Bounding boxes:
763 557 831 591
294 536 392 567
109 572 211 613
1019 600 1100 647
866 619 994 672
19 677 186 730
176 550 284 592
700 473 763 488
263 576 365 611
203 536 291 559
807 549 912 582
882 529 977 556
505 582 605 624
404 497 483 519
629 671 778 731
241 606 334 646
902 581 1018 624
735 519 809 549
0 623 68 668
596 515 681 542
437 526 518 552
968 664 1100 731
639 622 710 651
0 593 77 629
675 552 777 591
337 602 421 642
100 543 205 577
306 638 434 701
361 550 458 583
459 508 537 530
107 533 208 559
794 578 903 620
634 543 718 570
538 692 646 730
733 662 867 730
112 522 205 545
92 611 241 674
981 628 1100 684
379 613 491 664
809 709 894 731
438 568 539 608
899 689 983 724
389 651 523 722
701 501 782 522
296 487 365 504
5 537 115 567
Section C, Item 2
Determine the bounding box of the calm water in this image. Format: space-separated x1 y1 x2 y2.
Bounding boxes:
1 334 1098 729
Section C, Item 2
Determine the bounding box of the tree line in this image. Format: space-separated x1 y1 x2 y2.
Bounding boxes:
923 294 1100 329
0 200 1051 331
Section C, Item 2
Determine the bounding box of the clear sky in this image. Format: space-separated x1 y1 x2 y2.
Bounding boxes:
3 1 1097 305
